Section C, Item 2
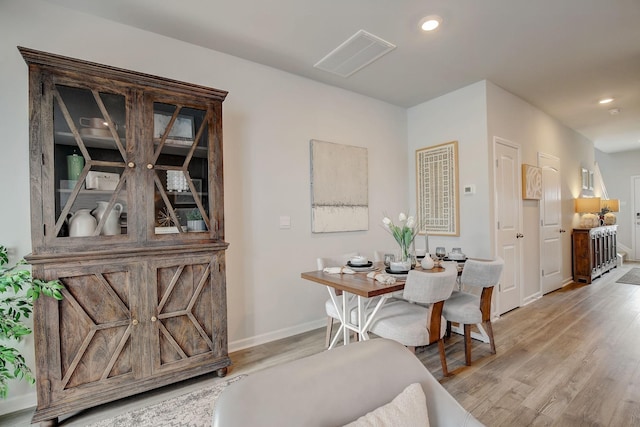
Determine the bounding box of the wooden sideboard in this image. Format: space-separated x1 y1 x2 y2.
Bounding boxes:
572 225 617 284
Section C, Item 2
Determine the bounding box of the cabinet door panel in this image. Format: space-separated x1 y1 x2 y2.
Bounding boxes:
149 253 227 373
48 79 136 244
37 262 143 402
146 97 219 239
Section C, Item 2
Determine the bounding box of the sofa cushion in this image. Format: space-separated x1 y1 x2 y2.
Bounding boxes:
343 382 430 427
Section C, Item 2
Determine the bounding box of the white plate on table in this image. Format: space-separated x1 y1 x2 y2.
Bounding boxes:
347 264 376 272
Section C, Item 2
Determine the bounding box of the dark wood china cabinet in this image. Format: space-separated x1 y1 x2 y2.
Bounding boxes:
19 47 230 426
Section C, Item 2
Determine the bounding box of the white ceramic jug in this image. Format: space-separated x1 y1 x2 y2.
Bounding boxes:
421 254 435 270
92 201 123 235
68 209 97 237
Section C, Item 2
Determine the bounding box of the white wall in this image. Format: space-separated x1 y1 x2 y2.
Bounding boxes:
408 80 597 307
0 0 408 412
595 148 640 252
487 81 595 301
407 81 492 257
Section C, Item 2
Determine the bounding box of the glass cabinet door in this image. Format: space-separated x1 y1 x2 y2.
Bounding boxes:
52 82 131 240
149 101 211 237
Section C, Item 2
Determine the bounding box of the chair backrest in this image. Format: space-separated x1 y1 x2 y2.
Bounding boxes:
460 257 504 289
317 252 359 270
402 262 458 304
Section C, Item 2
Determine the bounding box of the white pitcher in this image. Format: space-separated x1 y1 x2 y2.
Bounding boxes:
68 209 97 237
92 201 123 235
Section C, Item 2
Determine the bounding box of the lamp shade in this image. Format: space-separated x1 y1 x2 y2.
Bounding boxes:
575 197 601 213
600 199 619 213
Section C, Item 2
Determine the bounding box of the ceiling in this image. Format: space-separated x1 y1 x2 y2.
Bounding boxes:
44 0 640 153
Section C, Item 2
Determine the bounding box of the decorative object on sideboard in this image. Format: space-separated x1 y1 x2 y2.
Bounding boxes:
68 209 97 237
187 208 207 232
600 199 619 225
66 152 84 181
575 197 601 228
85 171 119 191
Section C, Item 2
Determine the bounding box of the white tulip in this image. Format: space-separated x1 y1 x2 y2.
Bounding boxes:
382 217 391 226
406 216 415 227
398 213 407 222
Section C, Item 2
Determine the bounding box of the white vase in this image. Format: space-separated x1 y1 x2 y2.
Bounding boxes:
68 209 97 237
421 254 435 270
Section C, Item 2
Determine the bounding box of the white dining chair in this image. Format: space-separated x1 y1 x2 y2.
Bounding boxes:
317 253 360 348
366 263 458 376
442 257 504 366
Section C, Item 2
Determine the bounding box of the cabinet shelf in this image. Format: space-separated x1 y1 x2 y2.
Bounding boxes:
54 132 207 158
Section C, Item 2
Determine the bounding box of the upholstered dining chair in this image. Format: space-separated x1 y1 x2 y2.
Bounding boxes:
317 253 359 348
366 263 458 376
442 257 504 367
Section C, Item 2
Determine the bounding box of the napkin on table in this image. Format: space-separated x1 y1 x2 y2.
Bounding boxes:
367 271 396 284
323 267 355 274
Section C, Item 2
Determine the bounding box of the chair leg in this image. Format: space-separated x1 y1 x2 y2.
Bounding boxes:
325 317 333 348
483 320 496 354
464 323 472 366
438 339 450 377
407 346 416 354
446 320 452 338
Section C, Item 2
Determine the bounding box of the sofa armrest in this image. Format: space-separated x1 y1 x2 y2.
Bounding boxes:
213 338 483 427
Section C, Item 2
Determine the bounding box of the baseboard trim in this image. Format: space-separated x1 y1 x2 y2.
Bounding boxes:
228 319 326 353
0 392 36 416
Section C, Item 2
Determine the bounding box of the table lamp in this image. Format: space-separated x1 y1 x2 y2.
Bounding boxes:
575 197 600 228
600 199 619 225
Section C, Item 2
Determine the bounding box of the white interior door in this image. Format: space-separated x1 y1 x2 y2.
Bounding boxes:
634 176 640 260
539 153 563 294
494 138 522 314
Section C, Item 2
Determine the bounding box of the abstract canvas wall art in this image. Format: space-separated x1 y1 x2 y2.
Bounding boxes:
522 164 542 200
310 140 368 233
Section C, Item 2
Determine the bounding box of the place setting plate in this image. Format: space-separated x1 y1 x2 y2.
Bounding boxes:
347 261 375 272
384 266 412 278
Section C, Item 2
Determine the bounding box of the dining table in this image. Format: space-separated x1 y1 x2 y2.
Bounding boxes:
301 261 449 349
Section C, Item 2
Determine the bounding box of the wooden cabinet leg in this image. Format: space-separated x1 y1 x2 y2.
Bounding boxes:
217 367 228 377
40 418 58 427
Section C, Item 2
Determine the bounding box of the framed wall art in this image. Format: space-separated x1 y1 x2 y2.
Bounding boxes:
416 141 459 236
522 164 542 200
310 139 368 233
581 168 589 190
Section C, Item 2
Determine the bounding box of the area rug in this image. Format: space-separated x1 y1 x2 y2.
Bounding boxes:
87 375 245 427
616 268 640 285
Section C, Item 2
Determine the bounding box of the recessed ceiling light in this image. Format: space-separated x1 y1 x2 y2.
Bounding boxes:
599 98 614 104
609 108 620 115
420 15 442 32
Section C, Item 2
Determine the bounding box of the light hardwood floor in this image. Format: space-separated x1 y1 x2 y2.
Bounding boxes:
3 263 640 426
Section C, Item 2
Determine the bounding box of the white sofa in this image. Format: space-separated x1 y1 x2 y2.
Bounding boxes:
212 338 483 427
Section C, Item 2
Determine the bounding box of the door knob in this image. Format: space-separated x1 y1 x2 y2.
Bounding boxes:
559 229 566 233
128 161 135 168
146 164 153 170
516 233 524 238
132 319 138 326
151 316 157 322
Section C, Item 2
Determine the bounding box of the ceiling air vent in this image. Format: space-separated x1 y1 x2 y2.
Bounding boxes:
314 30 396 78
